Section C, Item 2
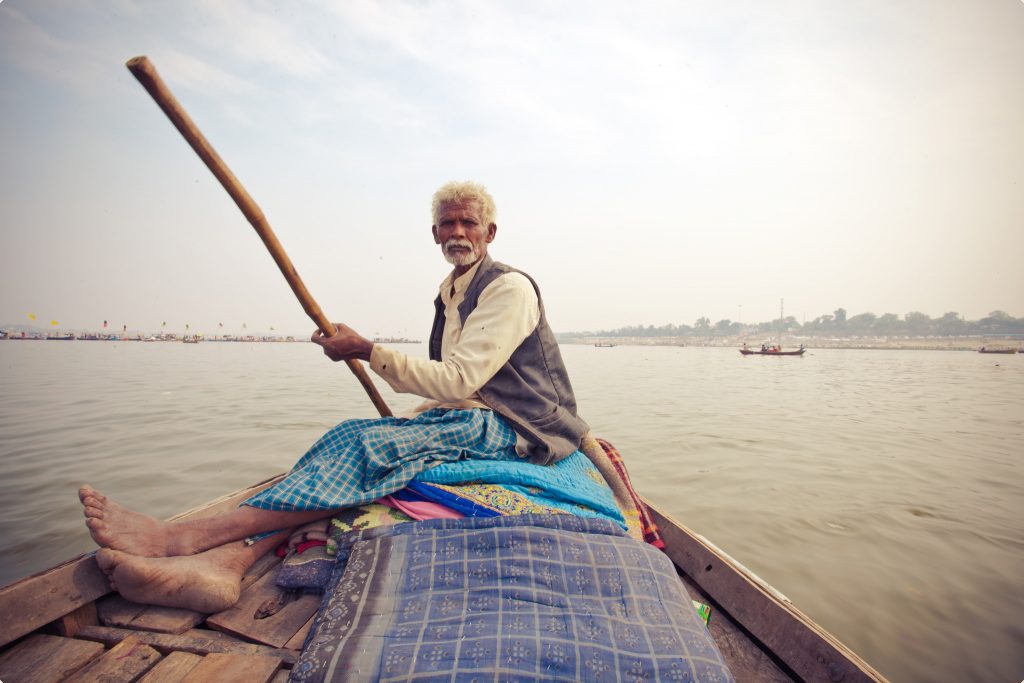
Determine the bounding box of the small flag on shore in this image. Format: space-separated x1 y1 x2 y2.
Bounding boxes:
51 320 59 326
103 320 108 328
28 313 36 321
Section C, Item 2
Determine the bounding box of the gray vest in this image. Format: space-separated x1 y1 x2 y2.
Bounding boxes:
429 256 589 465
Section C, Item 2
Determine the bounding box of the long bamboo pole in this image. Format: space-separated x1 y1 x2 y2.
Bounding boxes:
125 55 392 418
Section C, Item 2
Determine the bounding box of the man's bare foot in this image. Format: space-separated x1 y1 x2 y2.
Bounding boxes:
95 548 243 613
79 485 195 557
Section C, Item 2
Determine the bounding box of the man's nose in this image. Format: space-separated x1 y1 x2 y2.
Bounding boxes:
450 221 467 237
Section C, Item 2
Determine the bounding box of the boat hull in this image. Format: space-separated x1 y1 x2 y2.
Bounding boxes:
740 348 806 356
0 476 886 682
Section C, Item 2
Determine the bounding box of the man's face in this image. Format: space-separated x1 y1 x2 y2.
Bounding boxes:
432 200 496 272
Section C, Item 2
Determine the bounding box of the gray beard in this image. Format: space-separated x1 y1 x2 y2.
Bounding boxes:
443 239 479 266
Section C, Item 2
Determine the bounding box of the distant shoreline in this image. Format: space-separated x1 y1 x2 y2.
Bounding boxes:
563 336 1022 352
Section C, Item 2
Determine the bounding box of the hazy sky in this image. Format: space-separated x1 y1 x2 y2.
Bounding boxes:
2 0 1022 337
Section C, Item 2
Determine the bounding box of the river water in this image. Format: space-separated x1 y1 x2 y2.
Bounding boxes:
0 341 1021 682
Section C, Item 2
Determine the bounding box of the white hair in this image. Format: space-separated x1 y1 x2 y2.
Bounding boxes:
431 181 497 227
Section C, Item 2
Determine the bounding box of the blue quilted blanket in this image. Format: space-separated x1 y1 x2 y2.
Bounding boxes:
288 515 733 682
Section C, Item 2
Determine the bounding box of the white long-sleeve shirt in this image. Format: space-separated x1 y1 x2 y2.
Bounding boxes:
369 259 541 416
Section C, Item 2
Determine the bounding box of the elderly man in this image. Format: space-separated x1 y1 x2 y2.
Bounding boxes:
78 181 590 611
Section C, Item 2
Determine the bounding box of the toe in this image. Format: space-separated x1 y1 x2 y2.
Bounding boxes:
83 505 103 519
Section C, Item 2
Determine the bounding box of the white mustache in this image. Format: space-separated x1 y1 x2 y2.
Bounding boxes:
444 239 474 252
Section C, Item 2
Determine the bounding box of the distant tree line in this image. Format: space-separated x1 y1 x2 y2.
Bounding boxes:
560 310 1024 339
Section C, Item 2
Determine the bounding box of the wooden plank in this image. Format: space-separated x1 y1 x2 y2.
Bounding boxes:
0 553 110 649
678 574 792 682
0 474 284 648
645 498 889 683
137 651 203 683
53 601 99 637
185 653 282 683
283 615 315 651
75 625 298 665
206 570 320 648
98 594 150 627
0 633 104 683
240 551 284 590
270 670 291 683
128 605 206 635
65 635 161 682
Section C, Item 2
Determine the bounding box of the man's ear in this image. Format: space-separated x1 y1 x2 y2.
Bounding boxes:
486 223 497 243
432 225 440 244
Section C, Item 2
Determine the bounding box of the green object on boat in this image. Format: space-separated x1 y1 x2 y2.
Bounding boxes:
692 600 712 626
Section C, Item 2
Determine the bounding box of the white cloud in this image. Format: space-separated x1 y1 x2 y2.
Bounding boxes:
191 0 332 77
152 47 256 96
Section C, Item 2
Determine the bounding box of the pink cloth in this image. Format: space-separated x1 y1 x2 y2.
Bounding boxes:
377 494 464 521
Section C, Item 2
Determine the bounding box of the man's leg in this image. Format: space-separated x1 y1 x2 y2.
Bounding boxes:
80 484 337 557
95 531 286 613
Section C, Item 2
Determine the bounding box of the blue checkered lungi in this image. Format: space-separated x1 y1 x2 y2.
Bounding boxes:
244 408 521 512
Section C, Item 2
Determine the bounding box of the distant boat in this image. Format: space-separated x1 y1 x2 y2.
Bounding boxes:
594 342 616 348
978 347 1017 354
46 333 75 341
182 336 200 344
740 345 806 356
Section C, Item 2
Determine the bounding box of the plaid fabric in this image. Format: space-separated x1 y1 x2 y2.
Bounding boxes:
245 408 521 512
596 437 665 549
290 515 732 682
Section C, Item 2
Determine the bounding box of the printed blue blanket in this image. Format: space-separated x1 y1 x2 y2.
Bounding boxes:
289 515 733 682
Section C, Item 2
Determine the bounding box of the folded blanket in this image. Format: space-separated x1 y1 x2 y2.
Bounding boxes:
581 435 665 548
289 515 732 682
414 448 625 527
401 480 567 518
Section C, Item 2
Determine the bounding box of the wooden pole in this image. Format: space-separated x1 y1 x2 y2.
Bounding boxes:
125 55 392 418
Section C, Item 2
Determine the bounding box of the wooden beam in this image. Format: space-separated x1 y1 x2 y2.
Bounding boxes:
64 635 162 682
75 625 298 665
206 571 320 648
0 634 104 683
644 498 889 683
137 651 203 683
186 652 282 683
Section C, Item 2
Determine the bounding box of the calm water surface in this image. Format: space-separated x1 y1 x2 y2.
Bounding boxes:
1 341 1021 682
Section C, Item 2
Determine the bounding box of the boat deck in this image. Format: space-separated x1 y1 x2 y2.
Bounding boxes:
0 477 884 682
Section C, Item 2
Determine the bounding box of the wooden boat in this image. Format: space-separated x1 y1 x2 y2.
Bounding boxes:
46 334 76 341
0 475 887 682
740 347 806 356
978 347 1017 354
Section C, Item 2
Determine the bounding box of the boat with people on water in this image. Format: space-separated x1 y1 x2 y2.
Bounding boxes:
740 343 806 356
978 346 1017 354
0 55 883 683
